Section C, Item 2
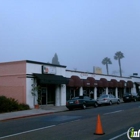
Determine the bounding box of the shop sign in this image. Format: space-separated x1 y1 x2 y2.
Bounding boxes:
42 66 56 74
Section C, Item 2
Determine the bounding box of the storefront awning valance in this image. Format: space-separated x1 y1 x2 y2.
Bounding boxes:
83 79 90 87
97 80 103 87
118 80 125 88
34 74 68 85
87 77 97 87
108 81 114 88
100 78 108 87
111 79 118 87
127 81 133 88
67 79 74 87
71 76 82 87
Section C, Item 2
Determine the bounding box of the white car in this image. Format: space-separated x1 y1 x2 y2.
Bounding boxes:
97 94 120 105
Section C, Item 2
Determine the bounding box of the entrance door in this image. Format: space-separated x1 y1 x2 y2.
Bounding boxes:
47 85 55 104
41 88 47 105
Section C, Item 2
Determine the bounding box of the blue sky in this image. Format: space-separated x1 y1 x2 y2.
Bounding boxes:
0 0 140 76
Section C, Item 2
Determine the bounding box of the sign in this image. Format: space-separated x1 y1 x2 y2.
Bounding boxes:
93 66 102 74
42 66 56 74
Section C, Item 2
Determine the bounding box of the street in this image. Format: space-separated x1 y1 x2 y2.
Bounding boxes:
0 102 140 140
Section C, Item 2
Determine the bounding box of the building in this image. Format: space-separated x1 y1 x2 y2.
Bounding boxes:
0 60 140 108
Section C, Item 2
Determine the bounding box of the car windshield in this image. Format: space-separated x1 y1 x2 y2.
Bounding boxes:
72 97 80 99
98 94 108 98
72 96 84 99
124 93 131 96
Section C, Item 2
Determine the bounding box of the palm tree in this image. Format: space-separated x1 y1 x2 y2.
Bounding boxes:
114 51 124 77
102 57 112 75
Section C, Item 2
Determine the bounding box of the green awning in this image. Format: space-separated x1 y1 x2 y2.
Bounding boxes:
34 74 68 85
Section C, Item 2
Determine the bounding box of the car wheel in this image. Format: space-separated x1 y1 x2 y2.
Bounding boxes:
117 100 120 104
109 101 112 105
134 98 137 102
94 102 98 108
68 107 73 111
82 104 86 109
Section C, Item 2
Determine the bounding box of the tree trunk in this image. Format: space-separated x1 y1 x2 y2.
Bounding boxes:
118 59 122 77
106 64 109 75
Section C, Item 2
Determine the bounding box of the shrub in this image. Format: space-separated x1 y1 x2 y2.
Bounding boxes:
0 96 30 113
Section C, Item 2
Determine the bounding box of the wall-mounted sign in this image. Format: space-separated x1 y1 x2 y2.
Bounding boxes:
93 66 102 74
42 66 56 74
80 73 96 78
87 83 90 86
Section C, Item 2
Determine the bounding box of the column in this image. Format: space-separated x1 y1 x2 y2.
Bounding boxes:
79 87 83 96
131 83 136 93
115 87 118 98
94 87 97 100
106 87 108 95
55 85 60 106
60 84 66 106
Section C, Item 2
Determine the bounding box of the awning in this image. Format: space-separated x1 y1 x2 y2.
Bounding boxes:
67 79 74 87
97 80 103 87
34 74 68 85
126 81 133 88
83 79 90 87
87 77 97 87
71 76 82 87
111 79 118 87
100 78 108 87
108 81 114 88
118 80 125 88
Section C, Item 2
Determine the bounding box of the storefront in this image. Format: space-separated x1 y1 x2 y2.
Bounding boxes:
0 60 138 109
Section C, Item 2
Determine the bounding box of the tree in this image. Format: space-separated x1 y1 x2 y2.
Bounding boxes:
102 57 112 75
114 51 124 77
52 53 60 65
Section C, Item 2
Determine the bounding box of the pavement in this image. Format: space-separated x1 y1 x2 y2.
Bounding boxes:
0 105 68 121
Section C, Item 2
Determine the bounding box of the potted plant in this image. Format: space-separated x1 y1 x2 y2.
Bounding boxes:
31 84 41 109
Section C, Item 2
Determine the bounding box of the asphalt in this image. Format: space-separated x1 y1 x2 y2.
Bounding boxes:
0 106 68 121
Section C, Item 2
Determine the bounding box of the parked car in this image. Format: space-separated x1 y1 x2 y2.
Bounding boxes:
97 94 120 105
123 93 139 102
66 96 98 110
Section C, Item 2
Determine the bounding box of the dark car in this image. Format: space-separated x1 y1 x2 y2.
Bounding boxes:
66 96 98 110
123 93 138 102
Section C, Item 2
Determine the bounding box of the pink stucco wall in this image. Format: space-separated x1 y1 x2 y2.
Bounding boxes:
0 60 26 104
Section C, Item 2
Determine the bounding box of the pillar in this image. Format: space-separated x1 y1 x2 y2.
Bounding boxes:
60 84 66 106
55 85 60 106
79 87 83 96
115 87 118 98
131 83 136 93
94 87 97 100
106 87 108 95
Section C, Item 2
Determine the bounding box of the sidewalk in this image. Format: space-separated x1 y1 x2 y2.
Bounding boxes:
0 100 124 122
0 106 68 121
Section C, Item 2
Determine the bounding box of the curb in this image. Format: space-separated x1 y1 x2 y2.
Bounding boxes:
1 112 54 122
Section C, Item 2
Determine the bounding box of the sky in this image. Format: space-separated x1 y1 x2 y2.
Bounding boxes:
0 0 140 77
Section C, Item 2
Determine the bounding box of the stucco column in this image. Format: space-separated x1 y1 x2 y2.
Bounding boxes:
115 87 118 98
79 87 83 96
106 87 108 95
60 84 66 106
94 87 97 100
131 83 136 93
55 85 60 106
